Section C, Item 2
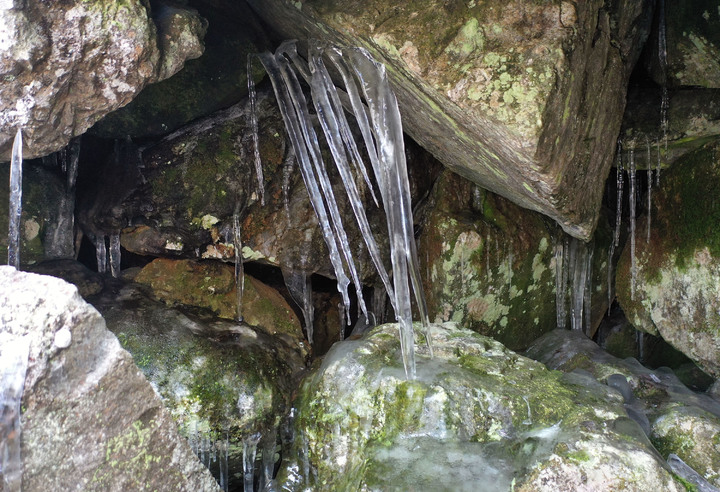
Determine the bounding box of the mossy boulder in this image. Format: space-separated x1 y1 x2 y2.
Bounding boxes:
278 322 682 491
419 170 610 351
246 0 651 240
616 138 720 377
133 258 305 345
92 281 306 489
645 1 720 89
0 164 66 266
527 329 720 488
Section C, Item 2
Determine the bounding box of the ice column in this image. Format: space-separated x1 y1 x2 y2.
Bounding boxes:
242 432 261 492
282 268 315 345
1 335 31 492
629 150 637 300
7 129 22 269
247 56 266 206
608 144 624 312
109 234 121 278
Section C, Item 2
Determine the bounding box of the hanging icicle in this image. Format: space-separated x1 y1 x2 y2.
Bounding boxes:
8 129 23 269
251 41 434 378
608 142 624 313
233 208 244 323
646 136 653 244
629 150 637 300
247 55 266 206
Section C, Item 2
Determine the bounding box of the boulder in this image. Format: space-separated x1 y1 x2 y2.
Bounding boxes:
0 0 206 160
645 1 720 89
0 266 219 491
90 280 307 490
277 322 682 491
527 329 720 488
90 2 268 139
246 0 652 240
419 170 610 350
616 138 720 377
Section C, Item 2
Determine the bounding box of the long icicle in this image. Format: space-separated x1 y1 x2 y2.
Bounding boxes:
247 55 266 206
629 149 637 300
608 142 624 313
8 129 23 269
256 50 354 316
646 136 652 244
233 206 244 322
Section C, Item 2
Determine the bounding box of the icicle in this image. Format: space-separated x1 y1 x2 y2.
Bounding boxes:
608 144 624 313
233 209 244 322
658 0 669 151
95 235 108 274
257 48 354 320
282 146 296 216
247 55 266 206
637 330 645 363
0 335 31 492
282 268 314 344
337 301 347 340
522 395 533 426
219 433 229 492
646 137 652 244
485 233 491 282
582 239 594 335
243 432 261 492
7 129 22 269
259 427 277 491
656 139 662 187
555 235 569 330
569 238 585 332
109 233 121 278
629 150 637 300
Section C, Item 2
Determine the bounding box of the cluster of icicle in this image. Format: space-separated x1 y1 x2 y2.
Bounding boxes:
248 40 432 379
554 235 594 334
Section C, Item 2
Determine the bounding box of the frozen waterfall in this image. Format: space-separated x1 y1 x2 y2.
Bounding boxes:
251 41 432 379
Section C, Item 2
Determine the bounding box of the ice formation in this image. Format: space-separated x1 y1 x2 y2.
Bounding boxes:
555 235 594 334
7 129 22 269
251 41 432 378
0 334 31 492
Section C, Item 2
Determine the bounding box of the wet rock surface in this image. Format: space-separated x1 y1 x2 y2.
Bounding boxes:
278 322 682 491
0 266 219 491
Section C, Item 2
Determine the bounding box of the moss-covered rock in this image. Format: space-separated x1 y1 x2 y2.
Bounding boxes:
527 329 720 488
419 171 609 350
645 1 720 89
133 257 304 344
616 138 720 377
92 281 306 489
278 322 682 491
246 0 651 240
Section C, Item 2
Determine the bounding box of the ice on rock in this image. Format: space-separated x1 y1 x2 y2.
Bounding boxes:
252 41 433 378
0 334 31 492
7 129 22 269
233 209 244 322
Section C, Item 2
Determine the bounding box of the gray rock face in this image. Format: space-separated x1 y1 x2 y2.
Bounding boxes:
279 322 682 491
0 0 206 160
246 0 652 240
0 266 219 491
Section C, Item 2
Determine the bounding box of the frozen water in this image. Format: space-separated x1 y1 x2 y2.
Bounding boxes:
556 235 593 334
0 334 30 492
45 138 81 259
254 41 433 377
629 150 637 300
247 55 266 206
109 233 121 278
282 268 314 345
646 137 653 244
7 129 22 269
233 210 244 322
243 433 261 492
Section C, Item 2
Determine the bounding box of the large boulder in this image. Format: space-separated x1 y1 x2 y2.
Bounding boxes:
0 0 206 160
644 1 720 89
246 0 652 240
616 138 720 377
0 266 219 491
420 170 611 350
527 329 720 488
90 281 307 490
277 322 682 491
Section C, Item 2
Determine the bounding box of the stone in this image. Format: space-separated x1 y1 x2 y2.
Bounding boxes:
0 266 219 491
90 280 307 490
90 2 267 139
644 1 720 89
526 329 720 488
0 0 206 160
27 259 105 298
616 138 720 377
133 257 305 346
419 170 610 350
277 322 682 491
246 0 652 240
